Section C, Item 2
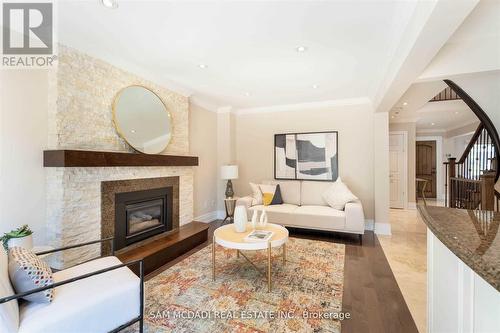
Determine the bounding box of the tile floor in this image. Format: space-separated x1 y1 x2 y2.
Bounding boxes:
378 208 428 333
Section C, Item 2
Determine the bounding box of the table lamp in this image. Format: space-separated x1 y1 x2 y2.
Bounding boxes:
221 165 238 198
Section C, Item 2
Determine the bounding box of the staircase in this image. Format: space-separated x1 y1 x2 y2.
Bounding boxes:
442 80 499 212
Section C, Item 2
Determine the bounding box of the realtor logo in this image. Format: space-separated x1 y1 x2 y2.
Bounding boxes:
2 1 56 67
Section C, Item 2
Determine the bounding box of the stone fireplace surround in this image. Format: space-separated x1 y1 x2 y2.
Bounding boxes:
44 46 194 268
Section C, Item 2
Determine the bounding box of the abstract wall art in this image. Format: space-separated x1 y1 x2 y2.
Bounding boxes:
274 131 338 181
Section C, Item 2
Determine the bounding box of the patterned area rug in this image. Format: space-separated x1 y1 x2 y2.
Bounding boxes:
141 237 345 332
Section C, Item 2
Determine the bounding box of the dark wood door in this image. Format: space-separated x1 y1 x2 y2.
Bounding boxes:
416 141 436 198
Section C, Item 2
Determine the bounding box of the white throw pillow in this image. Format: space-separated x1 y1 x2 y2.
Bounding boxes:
249 182 263 205
322 178 358 210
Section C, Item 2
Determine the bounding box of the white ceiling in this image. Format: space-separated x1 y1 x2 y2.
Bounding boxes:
58 0 419 110
415 100 478 131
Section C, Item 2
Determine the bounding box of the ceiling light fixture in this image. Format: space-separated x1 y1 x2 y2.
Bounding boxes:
296 46 307 52
312 84 318 89
455 111 459 114
431 122 435 126
391 115 395 119
244 92 251 97
403 102 408 106
101 0 118 9
198 64 207 69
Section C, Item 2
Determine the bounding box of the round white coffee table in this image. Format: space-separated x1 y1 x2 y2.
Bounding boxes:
212 222 288 292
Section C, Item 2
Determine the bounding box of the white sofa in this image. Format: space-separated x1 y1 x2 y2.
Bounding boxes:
0 246 141 333
237 180 365 236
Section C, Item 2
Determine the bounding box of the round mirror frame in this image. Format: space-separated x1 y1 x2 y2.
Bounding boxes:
112 85 173 154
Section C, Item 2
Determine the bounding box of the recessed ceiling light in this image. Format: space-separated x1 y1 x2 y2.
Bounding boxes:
198 64 207 69
391 115 395 119
296 46 307 52
455 111 459 114
101 0 118 9
244 92 251 97
130 129 136 133
431 122 435 126
312 84 318 89
403 102 408 106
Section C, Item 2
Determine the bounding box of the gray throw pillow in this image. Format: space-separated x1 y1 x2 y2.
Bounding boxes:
8 247 54 303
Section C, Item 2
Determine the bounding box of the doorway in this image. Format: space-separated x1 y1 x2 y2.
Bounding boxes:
416 140 437 198
389 131 408 209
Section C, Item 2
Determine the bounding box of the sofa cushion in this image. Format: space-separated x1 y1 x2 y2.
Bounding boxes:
18 256 140 333
300 181 332 206
263 180 301 205
1 247 19 333
250 204 298 225
9 247 54 303
249 182 263 205
293 205 346 230
259 184 283 205
322 178 358 210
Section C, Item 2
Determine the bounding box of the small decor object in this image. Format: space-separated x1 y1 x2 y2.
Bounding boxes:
113 85 172 154
259 209 268 228
259 184 283 206
1 225 33 251
244 230 274 242
8 246 54 303
233 205 248 233
221 165 239 198
275 131 338 181
322 178 358 210
251 210 258 229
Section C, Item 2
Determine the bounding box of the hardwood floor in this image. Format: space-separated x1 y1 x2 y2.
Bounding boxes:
147 221 419 333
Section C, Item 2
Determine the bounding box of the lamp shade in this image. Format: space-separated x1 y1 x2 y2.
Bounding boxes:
221 165 238 180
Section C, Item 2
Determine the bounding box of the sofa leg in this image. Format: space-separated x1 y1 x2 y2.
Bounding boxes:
358 234 363 245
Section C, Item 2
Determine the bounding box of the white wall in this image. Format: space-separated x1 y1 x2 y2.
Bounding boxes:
233 103 376 220
454 72 500 135
0 70 49 244
189 104 218 220
374 112 390 229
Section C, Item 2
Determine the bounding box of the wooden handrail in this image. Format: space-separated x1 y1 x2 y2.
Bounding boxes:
457 123 484 164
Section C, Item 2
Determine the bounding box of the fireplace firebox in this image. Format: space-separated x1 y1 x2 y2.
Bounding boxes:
114 187 173 251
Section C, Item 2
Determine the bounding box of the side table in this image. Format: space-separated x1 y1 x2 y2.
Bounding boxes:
222 198 237 225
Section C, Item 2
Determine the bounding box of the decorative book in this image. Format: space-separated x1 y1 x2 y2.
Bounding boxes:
244 230 274 242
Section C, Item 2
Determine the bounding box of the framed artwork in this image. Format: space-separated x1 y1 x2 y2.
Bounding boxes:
274 131 338 181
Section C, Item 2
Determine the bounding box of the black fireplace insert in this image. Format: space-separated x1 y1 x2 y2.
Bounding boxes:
114 187 173 250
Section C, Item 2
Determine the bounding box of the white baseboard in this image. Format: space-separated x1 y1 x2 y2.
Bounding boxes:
374 222 392 235
364 219 375 231
216 210 225 219
408 202 417 210
194 211 219 223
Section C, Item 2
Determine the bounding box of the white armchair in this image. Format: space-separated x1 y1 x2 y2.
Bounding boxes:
0 238 144 333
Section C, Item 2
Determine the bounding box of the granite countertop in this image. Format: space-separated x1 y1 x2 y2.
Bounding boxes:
418 205 500 292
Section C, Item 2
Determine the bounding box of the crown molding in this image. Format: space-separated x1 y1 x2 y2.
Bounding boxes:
189 95 222 113
233 97 373 116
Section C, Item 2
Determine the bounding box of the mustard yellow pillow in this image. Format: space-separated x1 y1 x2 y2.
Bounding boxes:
258 184 283 206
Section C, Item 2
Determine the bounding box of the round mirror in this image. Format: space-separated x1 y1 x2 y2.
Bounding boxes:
113 85 172 154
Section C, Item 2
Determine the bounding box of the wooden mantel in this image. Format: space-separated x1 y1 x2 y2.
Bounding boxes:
43 149 198 167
